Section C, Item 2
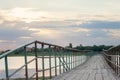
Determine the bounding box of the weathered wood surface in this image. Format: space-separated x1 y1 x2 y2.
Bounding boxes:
51 54 119 80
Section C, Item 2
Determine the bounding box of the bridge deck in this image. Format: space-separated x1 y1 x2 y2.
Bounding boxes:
51 54 119 80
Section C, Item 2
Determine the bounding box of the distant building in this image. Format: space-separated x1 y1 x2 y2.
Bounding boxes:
0 51 4 54
26 47 32 52
0 50 10 55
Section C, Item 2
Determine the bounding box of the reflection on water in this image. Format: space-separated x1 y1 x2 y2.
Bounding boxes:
0 56 86 79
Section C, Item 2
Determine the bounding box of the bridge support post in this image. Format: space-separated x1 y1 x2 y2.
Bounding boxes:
71 52 72 69
62 49 65 73
66 51 68 69
49 45 52 79
5 56 9 80
54 47 57 76
24 46 28 80
69 51 71 69
35 42 38 80
118 53 120 77
59 48 62 74
41 44 45 80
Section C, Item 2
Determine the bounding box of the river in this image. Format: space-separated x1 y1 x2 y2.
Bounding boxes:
0 56 87 79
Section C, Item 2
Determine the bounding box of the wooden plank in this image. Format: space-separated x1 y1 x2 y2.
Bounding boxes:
51 54 119 80
73 73 85 80
80 72 89 80
88 70 96 80
95 74 103 80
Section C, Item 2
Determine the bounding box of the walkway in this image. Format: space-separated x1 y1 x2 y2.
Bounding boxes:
51 54 119 80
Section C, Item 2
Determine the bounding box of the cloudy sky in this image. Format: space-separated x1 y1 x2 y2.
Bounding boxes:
0 0 120 50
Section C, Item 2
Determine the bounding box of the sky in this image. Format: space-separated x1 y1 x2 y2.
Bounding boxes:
0 0 120 50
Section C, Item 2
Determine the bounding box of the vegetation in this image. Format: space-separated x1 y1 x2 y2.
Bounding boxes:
66 43 113 51
66 43 73 48
0 43 113 56
74 44 113 51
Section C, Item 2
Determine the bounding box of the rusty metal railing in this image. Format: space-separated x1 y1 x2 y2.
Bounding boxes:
0 40 91 80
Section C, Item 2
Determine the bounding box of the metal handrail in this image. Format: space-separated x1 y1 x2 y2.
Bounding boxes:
103 45 120 77
0 40 91 80
0 41 35 59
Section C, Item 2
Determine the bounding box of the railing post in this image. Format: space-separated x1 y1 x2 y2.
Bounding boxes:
66 50 68 69
75 53 76 67
116 52 119 75
76 53 78 66
81 55 84 64
24 46 28 80
59 48 62 74
49 45 52 79
41 44 45 80
73 53 75 68
35 42 38 80
77 53 78 66
54 47 57 76
5 56 9 80
78 53 79 65
118 53 120 77
79 53 81 65
69 51 71 69
116 52 118 75
72 52 74 68
61 49 64 73
71 52 72 69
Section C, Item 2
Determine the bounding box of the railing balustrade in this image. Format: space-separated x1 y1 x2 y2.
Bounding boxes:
103 45 120 77
0 40 91 80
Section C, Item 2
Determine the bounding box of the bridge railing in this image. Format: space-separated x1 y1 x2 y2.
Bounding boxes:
103 45 120 77
0 40 91 80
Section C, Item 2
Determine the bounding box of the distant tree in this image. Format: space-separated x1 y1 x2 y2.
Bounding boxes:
74 44 113 52
69 43 72 48
92 45 98 51
66 43 73 48
84 46 92 50
79 44 84 50
75 44 84 50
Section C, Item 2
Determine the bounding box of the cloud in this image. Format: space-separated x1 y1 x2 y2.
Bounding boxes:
19 36 32 39
0 9 120 50
86 29 109 38
0 39 17 50
0 21 33 40
0 40 16 43
0 8 56 23
0 7 120 25
76 21 120 29
73 20 120 38
103 29 120 38
30 28 62 39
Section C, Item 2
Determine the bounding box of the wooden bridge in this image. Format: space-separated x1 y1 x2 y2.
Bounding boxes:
52 54 119 80
0 41 120 80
